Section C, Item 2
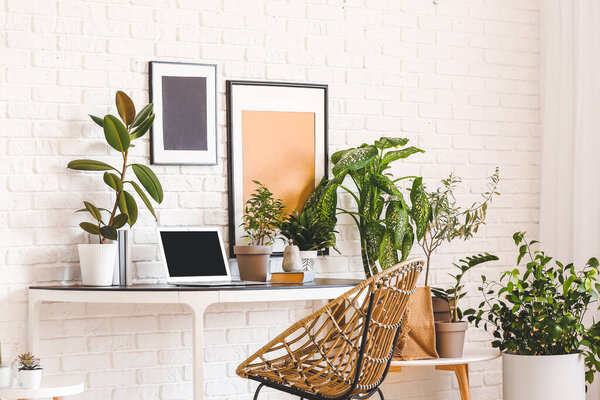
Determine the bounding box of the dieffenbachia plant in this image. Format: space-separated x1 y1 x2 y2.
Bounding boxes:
68 91 163 243
307 137 428 278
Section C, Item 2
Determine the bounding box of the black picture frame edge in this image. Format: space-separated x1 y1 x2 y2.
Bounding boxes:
226 80 330 258
148 60 219 166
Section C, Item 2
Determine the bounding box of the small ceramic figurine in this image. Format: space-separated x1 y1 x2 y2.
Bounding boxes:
282 242 302 272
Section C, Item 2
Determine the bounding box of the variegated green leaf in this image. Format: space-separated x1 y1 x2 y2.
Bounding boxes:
385 200 410 250
401 229 414 261
370 174 403 199
378 230 399 270
365 221 385 264
332 146 378 176
410 177 430 241
375 137 409 150
330 148 352 164
382 146 424 165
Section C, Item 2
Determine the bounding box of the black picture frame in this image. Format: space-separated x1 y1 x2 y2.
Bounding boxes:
226 80 329 257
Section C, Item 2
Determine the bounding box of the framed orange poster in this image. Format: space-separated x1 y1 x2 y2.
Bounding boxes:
226 81 328 256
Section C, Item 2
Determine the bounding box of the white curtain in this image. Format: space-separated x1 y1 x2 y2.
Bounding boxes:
540 1 600 397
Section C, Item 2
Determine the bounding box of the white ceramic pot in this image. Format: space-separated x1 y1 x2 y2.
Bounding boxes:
299 250 318 271
78 243 117 286
502 352 585 400
0 365 12 388
18 369 42 389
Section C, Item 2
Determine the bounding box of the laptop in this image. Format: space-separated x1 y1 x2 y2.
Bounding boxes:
157 227 266 286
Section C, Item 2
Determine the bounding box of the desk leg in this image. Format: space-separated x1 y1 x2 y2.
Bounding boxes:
435 364 470 400
28 291 41 353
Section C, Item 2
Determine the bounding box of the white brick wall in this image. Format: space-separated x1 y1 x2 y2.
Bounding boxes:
0 0 540 399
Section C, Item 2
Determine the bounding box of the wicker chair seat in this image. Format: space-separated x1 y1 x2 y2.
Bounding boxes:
237 259 423 400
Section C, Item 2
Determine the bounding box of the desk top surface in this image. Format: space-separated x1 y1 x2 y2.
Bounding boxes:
30 278 363 292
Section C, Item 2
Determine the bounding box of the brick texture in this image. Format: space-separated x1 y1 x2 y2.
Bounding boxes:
0 0 540 399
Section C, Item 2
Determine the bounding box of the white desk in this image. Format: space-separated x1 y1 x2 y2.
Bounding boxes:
0 378 84 399
28 279 360 400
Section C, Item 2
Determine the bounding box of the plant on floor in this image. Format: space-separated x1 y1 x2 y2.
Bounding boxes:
309 137 427 278
419 168 500 286
67 91 163 243
241 181 285 246
432 253 498 323
467 232 600 384
280 209 338 252
17 353 41 371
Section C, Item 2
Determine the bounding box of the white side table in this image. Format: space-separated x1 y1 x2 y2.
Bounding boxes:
0 378 84 400
389 348 500 400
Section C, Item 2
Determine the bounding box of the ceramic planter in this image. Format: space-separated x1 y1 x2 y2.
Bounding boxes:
0 365 12 388
299 250 318 271
282 245 302 272
434 321 468 358
234 245 272 282
18 369 42 389
78 243 117 286
502 352 585 400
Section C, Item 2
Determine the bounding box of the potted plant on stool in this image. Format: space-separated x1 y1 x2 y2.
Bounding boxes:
468 232 600 400
432 253 498 358
67 91 163 286
0 344 12 388
17 353 42 389
234 181 285 282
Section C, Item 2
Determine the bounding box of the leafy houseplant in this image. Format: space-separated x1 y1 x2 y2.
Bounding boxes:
17 352 42 389
234 181 285 281
0 344 11 388
432 253 498 358
419 168 500 286
311 137 427 278
468 232 600 398
67 91 163 286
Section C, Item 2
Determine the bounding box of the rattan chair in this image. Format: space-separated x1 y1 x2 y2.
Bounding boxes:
237 258 423 400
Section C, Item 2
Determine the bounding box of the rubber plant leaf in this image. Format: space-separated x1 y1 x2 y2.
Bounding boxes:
410 177 430 241
100 225 117 241
131 164 163 203
131 114 155 140
382 146 424 165
131 103 153 128
89 114 104 127
115 91 136 126
83 201 102 222
68 159 118 172
375 137 409 150
111 213 129 229
127 180 157 220
80 222 100 235
103 172 123 192
332 145 378 176
118 190 138 227
103 115 130 152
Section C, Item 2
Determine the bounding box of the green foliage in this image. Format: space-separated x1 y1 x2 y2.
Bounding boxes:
312 137 426 278
432 253 498 322
241 181 285 246
466 233 600 385
67 91 163 243
18 353 42 371
419 168 500 285
279 210 338 252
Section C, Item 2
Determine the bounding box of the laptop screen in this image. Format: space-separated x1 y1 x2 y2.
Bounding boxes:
159 230 228 278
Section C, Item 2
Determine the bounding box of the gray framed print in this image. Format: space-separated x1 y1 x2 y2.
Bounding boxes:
149 61 217 165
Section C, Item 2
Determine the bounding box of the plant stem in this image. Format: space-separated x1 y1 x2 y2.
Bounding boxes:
102 150 128 244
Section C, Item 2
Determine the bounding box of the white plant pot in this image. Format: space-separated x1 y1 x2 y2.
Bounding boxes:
299 250 318 271
18 369 42 389
78 243 117 286
0 366 12 388
502 352 585 400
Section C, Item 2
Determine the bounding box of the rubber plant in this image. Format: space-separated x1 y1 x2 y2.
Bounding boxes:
68 91 163 243
309 137 427 278
419 168 500 285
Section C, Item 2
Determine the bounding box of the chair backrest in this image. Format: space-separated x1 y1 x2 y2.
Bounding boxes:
236 258 423 399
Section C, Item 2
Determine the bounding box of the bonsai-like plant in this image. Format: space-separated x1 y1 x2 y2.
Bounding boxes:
467 232 600 384
310 137 427 278
17 353 42 371
241 181 285 246
68 91 163 243
280 210 338 252
432 253 498 323
420 168 499 285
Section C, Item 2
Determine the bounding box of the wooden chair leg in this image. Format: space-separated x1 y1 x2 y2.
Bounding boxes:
435 364 470 400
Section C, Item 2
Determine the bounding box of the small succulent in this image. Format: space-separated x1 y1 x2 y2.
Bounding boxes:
280 210 338 252
18 353 42 371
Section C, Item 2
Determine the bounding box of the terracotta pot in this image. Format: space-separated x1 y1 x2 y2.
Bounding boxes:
435 321 468 358
234 245 272 282
431 296 451 322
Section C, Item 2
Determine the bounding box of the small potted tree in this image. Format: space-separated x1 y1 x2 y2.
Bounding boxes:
431 253 498 358
68 91 163 286
0 344 12 388
234 181 285 281
17 353 42 389
468 232 600 399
